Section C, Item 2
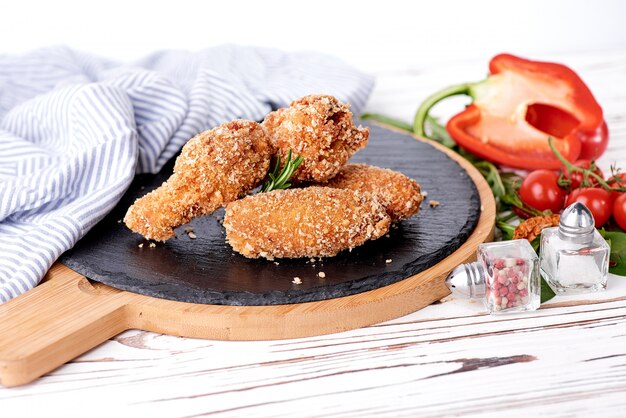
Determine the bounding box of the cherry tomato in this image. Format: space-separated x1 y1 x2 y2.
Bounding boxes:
565 188 612 227
575 120 609 160
607 173 626 201
562 160 604 190
519 170 566 213
614 194 626 231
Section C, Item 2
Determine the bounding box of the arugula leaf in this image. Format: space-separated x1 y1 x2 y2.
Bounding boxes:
540 277 556 303
599 229 626 276
475 161 506 198
496 221 516 241
424 115 457 148
361 113 413 132
530 236 541 252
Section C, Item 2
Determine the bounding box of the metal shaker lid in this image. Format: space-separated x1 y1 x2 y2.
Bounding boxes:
445 262 485 299
559 202 595 238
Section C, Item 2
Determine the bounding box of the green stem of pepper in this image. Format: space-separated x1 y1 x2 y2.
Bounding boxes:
413 83 475 137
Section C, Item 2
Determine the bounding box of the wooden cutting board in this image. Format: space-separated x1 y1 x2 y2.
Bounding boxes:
0 124 495 387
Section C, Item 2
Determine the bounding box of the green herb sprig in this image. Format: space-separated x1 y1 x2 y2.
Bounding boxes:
261 150 303 193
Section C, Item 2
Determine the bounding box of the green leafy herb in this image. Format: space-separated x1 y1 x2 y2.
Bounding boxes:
599 229 626 276
361 113 413 132
475 161 506 198
261 150 303 193
361 113 457 148
423 116 457 148
540 277 556 303
496 220 516 241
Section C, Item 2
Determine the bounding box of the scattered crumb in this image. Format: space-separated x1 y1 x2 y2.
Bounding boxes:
421 191 428 197
138 243 144 248
292 277 302 285
184 227 194 233
386 259 392 264
318 271 326 278
188 231 197 239
149 242 156 248
310 258 316 263
117 219 122 224
385 234 390 239
429 200 440 208
274 261 280 266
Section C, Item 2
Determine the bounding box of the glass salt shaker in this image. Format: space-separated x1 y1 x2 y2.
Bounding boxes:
539 202 609 294
445 239 541 314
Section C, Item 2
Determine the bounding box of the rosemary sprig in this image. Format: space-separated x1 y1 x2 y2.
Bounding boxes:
261 150 303 193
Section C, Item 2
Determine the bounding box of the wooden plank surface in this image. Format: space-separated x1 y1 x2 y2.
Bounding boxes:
2 49 626 417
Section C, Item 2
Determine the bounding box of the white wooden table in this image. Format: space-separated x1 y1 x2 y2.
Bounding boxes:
2 50 626 417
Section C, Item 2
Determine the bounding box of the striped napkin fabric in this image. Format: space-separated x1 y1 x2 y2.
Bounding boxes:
0 45 374 303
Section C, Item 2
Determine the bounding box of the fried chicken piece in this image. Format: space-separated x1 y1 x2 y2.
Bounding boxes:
124 120 272 241
322 164 422 221
263 95 369 182
223 187 391 259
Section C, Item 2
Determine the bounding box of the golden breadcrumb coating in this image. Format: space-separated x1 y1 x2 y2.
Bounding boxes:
124 120 272 241
223 187 391 259
322 164 423 221
263 95 369 182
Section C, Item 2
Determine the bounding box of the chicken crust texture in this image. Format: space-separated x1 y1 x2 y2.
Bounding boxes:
322 164 422 221
223 187 391 259
124 120 272 241
263 95 369 182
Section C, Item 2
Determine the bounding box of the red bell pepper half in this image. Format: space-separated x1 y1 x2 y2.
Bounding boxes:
414 54 608 170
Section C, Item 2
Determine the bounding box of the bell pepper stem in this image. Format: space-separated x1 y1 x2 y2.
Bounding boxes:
413 82 474 137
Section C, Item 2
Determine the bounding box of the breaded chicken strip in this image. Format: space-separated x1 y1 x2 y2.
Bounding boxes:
223 187 391 259
322 164 423 221
124 120 272 241
263 95 369 182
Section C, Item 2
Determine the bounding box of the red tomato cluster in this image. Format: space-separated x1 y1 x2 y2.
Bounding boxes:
519 160 626 230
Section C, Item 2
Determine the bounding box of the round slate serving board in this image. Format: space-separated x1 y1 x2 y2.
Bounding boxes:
0 124 495 387
60 123 481 305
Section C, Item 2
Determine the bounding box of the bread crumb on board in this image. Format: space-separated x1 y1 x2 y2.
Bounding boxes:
149 242 156 248
138 243 144 248
429 200 440 208
318 271 326 278
292 277 302 285
385 259 392 264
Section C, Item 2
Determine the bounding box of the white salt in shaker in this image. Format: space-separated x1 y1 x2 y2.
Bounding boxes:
539 202 609 294
445 239 541 314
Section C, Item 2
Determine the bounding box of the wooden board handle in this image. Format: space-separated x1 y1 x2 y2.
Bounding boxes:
0 265 131 387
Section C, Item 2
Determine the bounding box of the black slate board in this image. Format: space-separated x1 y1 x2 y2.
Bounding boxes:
61 124 481 306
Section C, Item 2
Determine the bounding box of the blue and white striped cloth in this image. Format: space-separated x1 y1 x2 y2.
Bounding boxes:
0 45 374 303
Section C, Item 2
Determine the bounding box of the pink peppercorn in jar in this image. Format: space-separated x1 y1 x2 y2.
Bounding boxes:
446 239 541 315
